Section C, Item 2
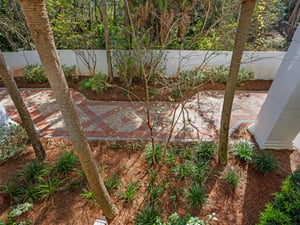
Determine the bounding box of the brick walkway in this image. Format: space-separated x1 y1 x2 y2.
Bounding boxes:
0 88 267 141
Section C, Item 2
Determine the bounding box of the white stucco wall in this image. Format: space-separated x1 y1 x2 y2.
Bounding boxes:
3 50 285 79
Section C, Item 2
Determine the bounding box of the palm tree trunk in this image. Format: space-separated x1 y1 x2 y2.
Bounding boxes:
17 0 118 219
101 0 114 81
0 50 46 161
218 0 257 164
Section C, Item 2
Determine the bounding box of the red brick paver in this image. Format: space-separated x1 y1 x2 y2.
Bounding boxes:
0 88 268 141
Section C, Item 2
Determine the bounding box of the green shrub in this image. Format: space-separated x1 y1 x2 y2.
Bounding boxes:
92 72 111 93
179 65 254 88
254 152 279 175
258 169 300 225
22 65 47 83
0 123 28 161
22 64 77 83
79 72 110 93
230 139 254 162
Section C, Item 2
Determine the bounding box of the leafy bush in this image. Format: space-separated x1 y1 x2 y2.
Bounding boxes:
79 72 111 93
22 65 47 83
113 50 165 88
220 166 244 190
230 139 255 162
258 168 300 225
254 152 279 175
0 123 28 161
179 65 254 88
22 64 77 83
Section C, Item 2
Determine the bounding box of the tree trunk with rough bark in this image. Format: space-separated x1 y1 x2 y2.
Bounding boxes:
101 0 114 81
17 0 118 219
218 0 257 164
0 50 46 161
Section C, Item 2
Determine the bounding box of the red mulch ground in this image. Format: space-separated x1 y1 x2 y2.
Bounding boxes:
0 125 299 224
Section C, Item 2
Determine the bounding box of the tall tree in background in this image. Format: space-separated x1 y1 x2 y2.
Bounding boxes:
218 0 257 164
101 0 114 81
0 50 46 161
17 0 118 219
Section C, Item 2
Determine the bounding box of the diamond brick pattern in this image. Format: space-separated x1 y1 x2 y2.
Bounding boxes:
0 88 268 141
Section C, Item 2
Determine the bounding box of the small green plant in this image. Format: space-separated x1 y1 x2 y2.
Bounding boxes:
104 173 122 193
220 166 243 190
154 212 218 225
230 139 254 162
81 188 96 204
183 182 208 212
36 177 61 201
16 160 49 183
172 160 194 181
191 162 209 185
121 180 140 203
144 144 163 165
53 150 78 175
135 203 161 225
147 183 164 204
0 123 28 161
0 180 22 203
194 141 217 163
22 65 48 83
5 202 33 224
147 168 157 185
254 152 279 175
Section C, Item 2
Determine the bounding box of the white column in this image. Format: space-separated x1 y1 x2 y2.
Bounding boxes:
249 26 300 149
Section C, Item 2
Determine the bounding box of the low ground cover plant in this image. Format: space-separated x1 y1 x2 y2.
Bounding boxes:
0 123 28 162
230 139 255 162
254 151 279 175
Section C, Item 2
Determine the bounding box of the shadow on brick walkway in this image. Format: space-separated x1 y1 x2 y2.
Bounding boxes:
0 88 267 141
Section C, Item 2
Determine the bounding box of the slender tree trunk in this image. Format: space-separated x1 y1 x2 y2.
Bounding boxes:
18 0 118 219
101 0 114 81
0 50 46 161
218 0 257 164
